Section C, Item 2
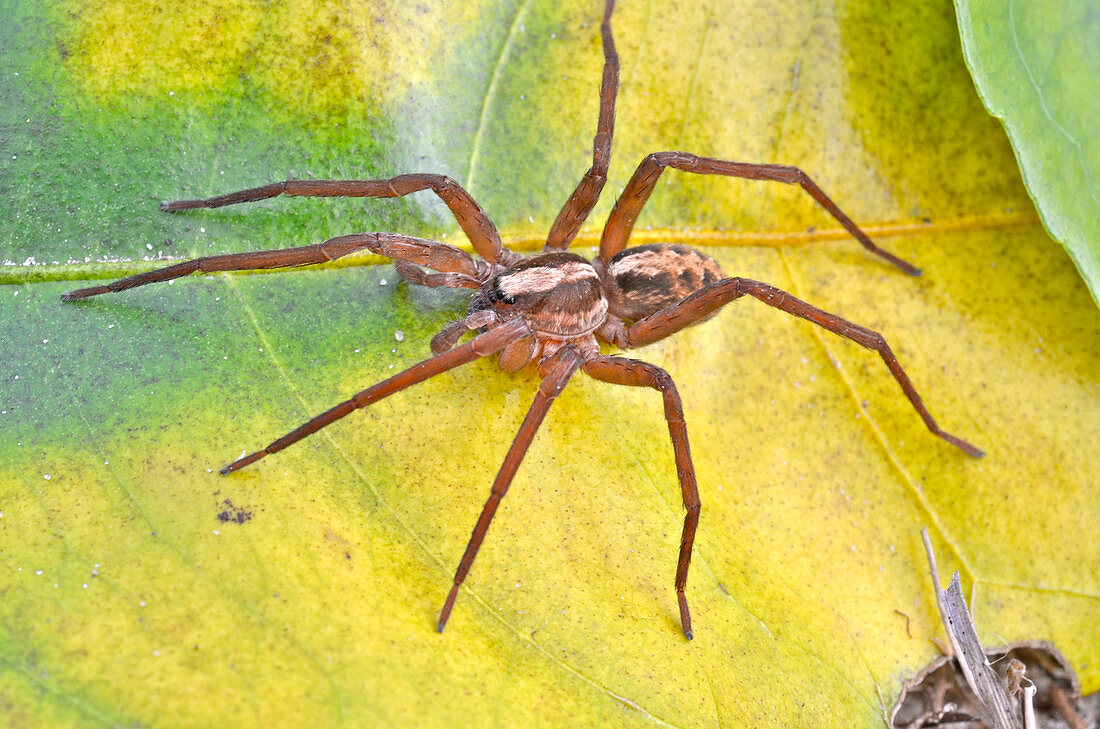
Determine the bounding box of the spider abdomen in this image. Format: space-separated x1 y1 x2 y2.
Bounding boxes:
605 243 725 321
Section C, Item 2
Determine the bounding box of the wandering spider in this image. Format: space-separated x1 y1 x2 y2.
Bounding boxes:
62 0 983 639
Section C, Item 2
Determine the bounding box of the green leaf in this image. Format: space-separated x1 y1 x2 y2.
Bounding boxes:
2 0 1097 727
953 0 1100 305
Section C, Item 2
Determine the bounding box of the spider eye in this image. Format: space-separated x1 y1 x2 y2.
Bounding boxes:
488 282 517 307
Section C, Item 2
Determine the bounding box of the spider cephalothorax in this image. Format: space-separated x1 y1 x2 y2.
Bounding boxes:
62 0 982 640
478 253 607 336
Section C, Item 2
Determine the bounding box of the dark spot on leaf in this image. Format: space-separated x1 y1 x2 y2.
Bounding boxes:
217 499 253 524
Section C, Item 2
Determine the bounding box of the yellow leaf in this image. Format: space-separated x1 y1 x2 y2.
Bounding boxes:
1 0 1096 727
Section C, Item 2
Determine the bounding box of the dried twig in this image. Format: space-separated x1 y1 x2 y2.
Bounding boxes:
921 529 1021 729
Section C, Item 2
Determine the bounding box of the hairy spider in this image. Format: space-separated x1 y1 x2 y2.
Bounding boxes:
63 0 983 639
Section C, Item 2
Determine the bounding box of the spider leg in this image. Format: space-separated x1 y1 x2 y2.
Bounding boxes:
599 151 921 275
622 277 983 457
583 355 699 640
162 174 515 265
393 261 482 290
544 0 619 252
62 233 486 301
220 318 532 474
437 347 584 633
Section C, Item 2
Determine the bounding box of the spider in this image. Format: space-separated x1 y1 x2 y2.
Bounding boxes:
63 0 983 640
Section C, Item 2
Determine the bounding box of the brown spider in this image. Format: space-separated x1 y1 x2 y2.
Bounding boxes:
62 0 982 639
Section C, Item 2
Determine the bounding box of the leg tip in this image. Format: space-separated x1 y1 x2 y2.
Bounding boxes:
437 584 460 634
897 260 922 277
61 286 104 301
940 432 984 458
161 200 198 212
677 591 694 641
220 450 265 475
219 459 243 476
876 248 921 276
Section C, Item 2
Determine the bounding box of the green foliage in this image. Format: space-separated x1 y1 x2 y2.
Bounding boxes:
954 0 1100 305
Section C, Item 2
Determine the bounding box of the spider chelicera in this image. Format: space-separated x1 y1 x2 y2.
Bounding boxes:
63 0 983 639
